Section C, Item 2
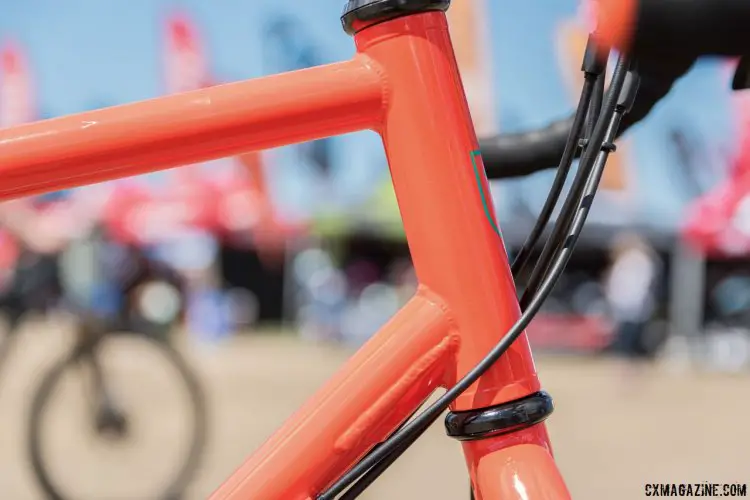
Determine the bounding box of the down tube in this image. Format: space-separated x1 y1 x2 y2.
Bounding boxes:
209 288 458 500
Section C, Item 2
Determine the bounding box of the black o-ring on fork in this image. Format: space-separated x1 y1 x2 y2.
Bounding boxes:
444 391 554 441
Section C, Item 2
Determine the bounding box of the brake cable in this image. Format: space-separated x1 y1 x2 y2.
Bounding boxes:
520 59 639 309
519 59 629 309
586 59 606 139
511 35 607 279
317 52 635 500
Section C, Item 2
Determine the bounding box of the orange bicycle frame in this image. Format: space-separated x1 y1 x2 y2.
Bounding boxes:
0 5 571 499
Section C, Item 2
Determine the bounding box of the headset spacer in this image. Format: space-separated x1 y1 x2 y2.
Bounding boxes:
341 0 450 36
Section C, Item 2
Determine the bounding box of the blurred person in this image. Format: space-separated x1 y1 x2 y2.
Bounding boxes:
0 197 68 325
604 232 663 359
0 187 112 334
158 13 298 339
233 151 291 267
161 13 232 343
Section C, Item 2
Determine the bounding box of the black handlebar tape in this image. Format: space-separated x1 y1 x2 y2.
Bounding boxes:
480 118 574 179
597 0 750 61
481 55 696 180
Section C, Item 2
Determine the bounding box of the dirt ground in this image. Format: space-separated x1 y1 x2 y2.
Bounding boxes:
0 321 748 499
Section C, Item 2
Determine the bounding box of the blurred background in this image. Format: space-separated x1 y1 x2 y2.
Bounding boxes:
0 1 748 499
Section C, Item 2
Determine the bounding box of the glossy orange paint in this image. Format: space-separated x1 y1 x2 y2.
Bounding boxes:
464 432 571 500
210 288 457 499
0 58 383 200
0 7 571 499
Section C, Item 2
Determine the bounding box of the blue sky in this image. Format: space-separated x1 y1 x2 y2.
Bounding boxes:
0 0 738 229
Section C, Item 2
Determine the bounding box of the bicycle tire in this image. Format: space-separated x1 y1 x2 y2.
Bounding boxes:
26 332 208 500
